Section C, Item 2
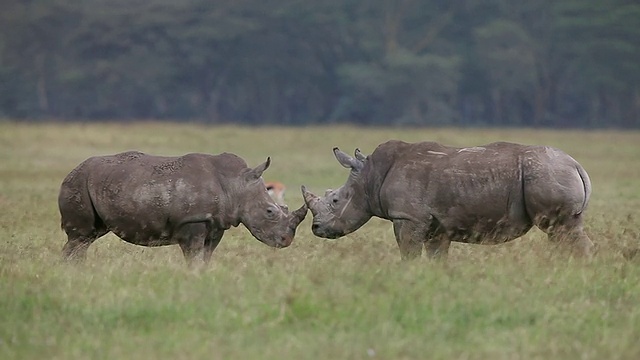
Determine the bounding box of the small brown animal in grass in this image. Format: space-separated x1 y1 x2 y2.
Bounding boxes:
265 181 287 207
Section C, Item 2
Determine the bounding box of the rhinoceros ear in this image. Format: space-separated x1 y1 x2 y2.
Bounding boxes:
354 148 367 162
246 157 271 182
333 147 364 172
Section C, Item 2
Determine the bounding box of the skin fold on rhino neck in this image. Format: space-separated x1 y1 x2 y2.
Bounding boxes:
338 195 353 218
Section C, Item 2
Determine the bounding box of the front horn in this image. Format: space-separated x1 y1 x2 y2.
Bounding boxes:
301 185 320 215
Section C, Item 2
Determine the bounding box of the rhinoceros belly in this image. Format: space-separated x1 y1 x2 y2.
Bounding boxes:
435 189 533 244
91 174 188 246
430 164 533 244
442 214 533 244
107 218 175 247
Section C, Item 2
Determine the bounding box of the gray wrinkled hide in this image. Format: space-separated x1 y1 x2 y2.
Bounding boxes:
59 151 307 265
303 140 593 260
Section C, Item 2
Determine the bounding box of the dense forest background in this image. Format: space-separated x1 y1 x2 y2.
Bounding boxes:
0 0 638 127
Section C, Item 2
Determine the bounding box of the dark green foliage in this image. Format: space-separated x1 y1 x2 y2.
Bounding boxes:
0 0 638 127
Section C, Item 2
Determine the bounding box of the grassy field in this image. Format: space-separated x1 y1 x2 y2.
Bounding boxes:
1 122 639 359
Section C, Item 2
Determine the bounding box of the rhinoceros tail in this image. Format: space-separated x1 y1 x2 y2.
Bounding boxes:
576 164 591 215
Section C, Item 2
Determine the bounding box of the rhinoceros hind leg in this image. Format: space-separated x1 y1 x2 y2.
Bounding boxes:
62 238 89 261
60 196 108 261
535 213 594 258
62 229 106 262
61 223 107 262
176 222 209 267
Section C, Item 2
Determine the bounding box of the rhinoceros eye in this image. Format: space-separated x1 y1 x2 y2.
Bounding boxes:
329 197 340 209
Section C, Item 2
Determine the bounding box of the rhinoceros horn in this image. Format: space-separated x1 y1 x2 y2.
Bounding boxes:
301 185 320 215
289 203 308 228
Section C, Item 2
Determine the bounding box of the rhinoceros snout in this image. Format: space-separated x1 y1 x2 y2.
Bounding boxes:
275 234 293 248
311 223 343 239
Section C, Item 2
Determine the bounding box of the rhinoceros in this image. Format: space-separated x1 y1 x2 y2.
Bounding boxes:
302 140 594 260
58 151 307 265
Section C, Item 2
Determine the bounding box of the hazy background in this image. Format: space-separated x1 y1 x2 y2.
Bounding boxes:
1 0 638 128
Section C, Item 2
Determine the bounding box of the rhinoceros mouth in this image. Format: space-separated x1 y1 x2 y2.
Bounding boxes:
311 223 344 239
263 233 294 248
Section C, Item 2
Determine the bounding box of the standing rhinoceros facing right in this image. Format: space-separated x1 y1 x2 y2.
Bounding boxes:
58 151 307 265
302 140 594 260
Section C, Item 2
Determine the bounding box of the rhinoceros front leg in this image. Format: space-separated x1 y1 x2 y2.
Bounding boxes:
537 214 594 258
202 229 224 264
392 220 428 260
176 222 210 267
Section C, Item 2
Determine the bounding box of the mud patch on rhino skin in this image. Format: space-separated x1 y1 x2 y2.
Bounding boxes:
153 158 185 175
133 183 172 208
64 190 86 208
116 151 144 164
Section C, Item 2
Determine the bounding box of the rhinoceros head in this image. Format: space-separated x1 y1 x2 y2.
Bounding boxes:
301 148 372 239
239 157 308 248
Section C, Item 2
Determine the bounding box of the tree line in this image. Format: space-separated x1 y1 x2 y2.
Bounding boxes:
1 0 639 127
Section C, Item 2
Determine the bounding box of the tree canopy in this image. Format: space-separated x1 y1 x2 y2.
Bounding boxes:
1 0 638 127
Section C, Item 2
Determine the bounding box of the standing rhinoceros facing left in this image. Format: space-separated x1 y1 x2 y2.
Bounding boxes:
302 140 594 260
58 151 307 265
